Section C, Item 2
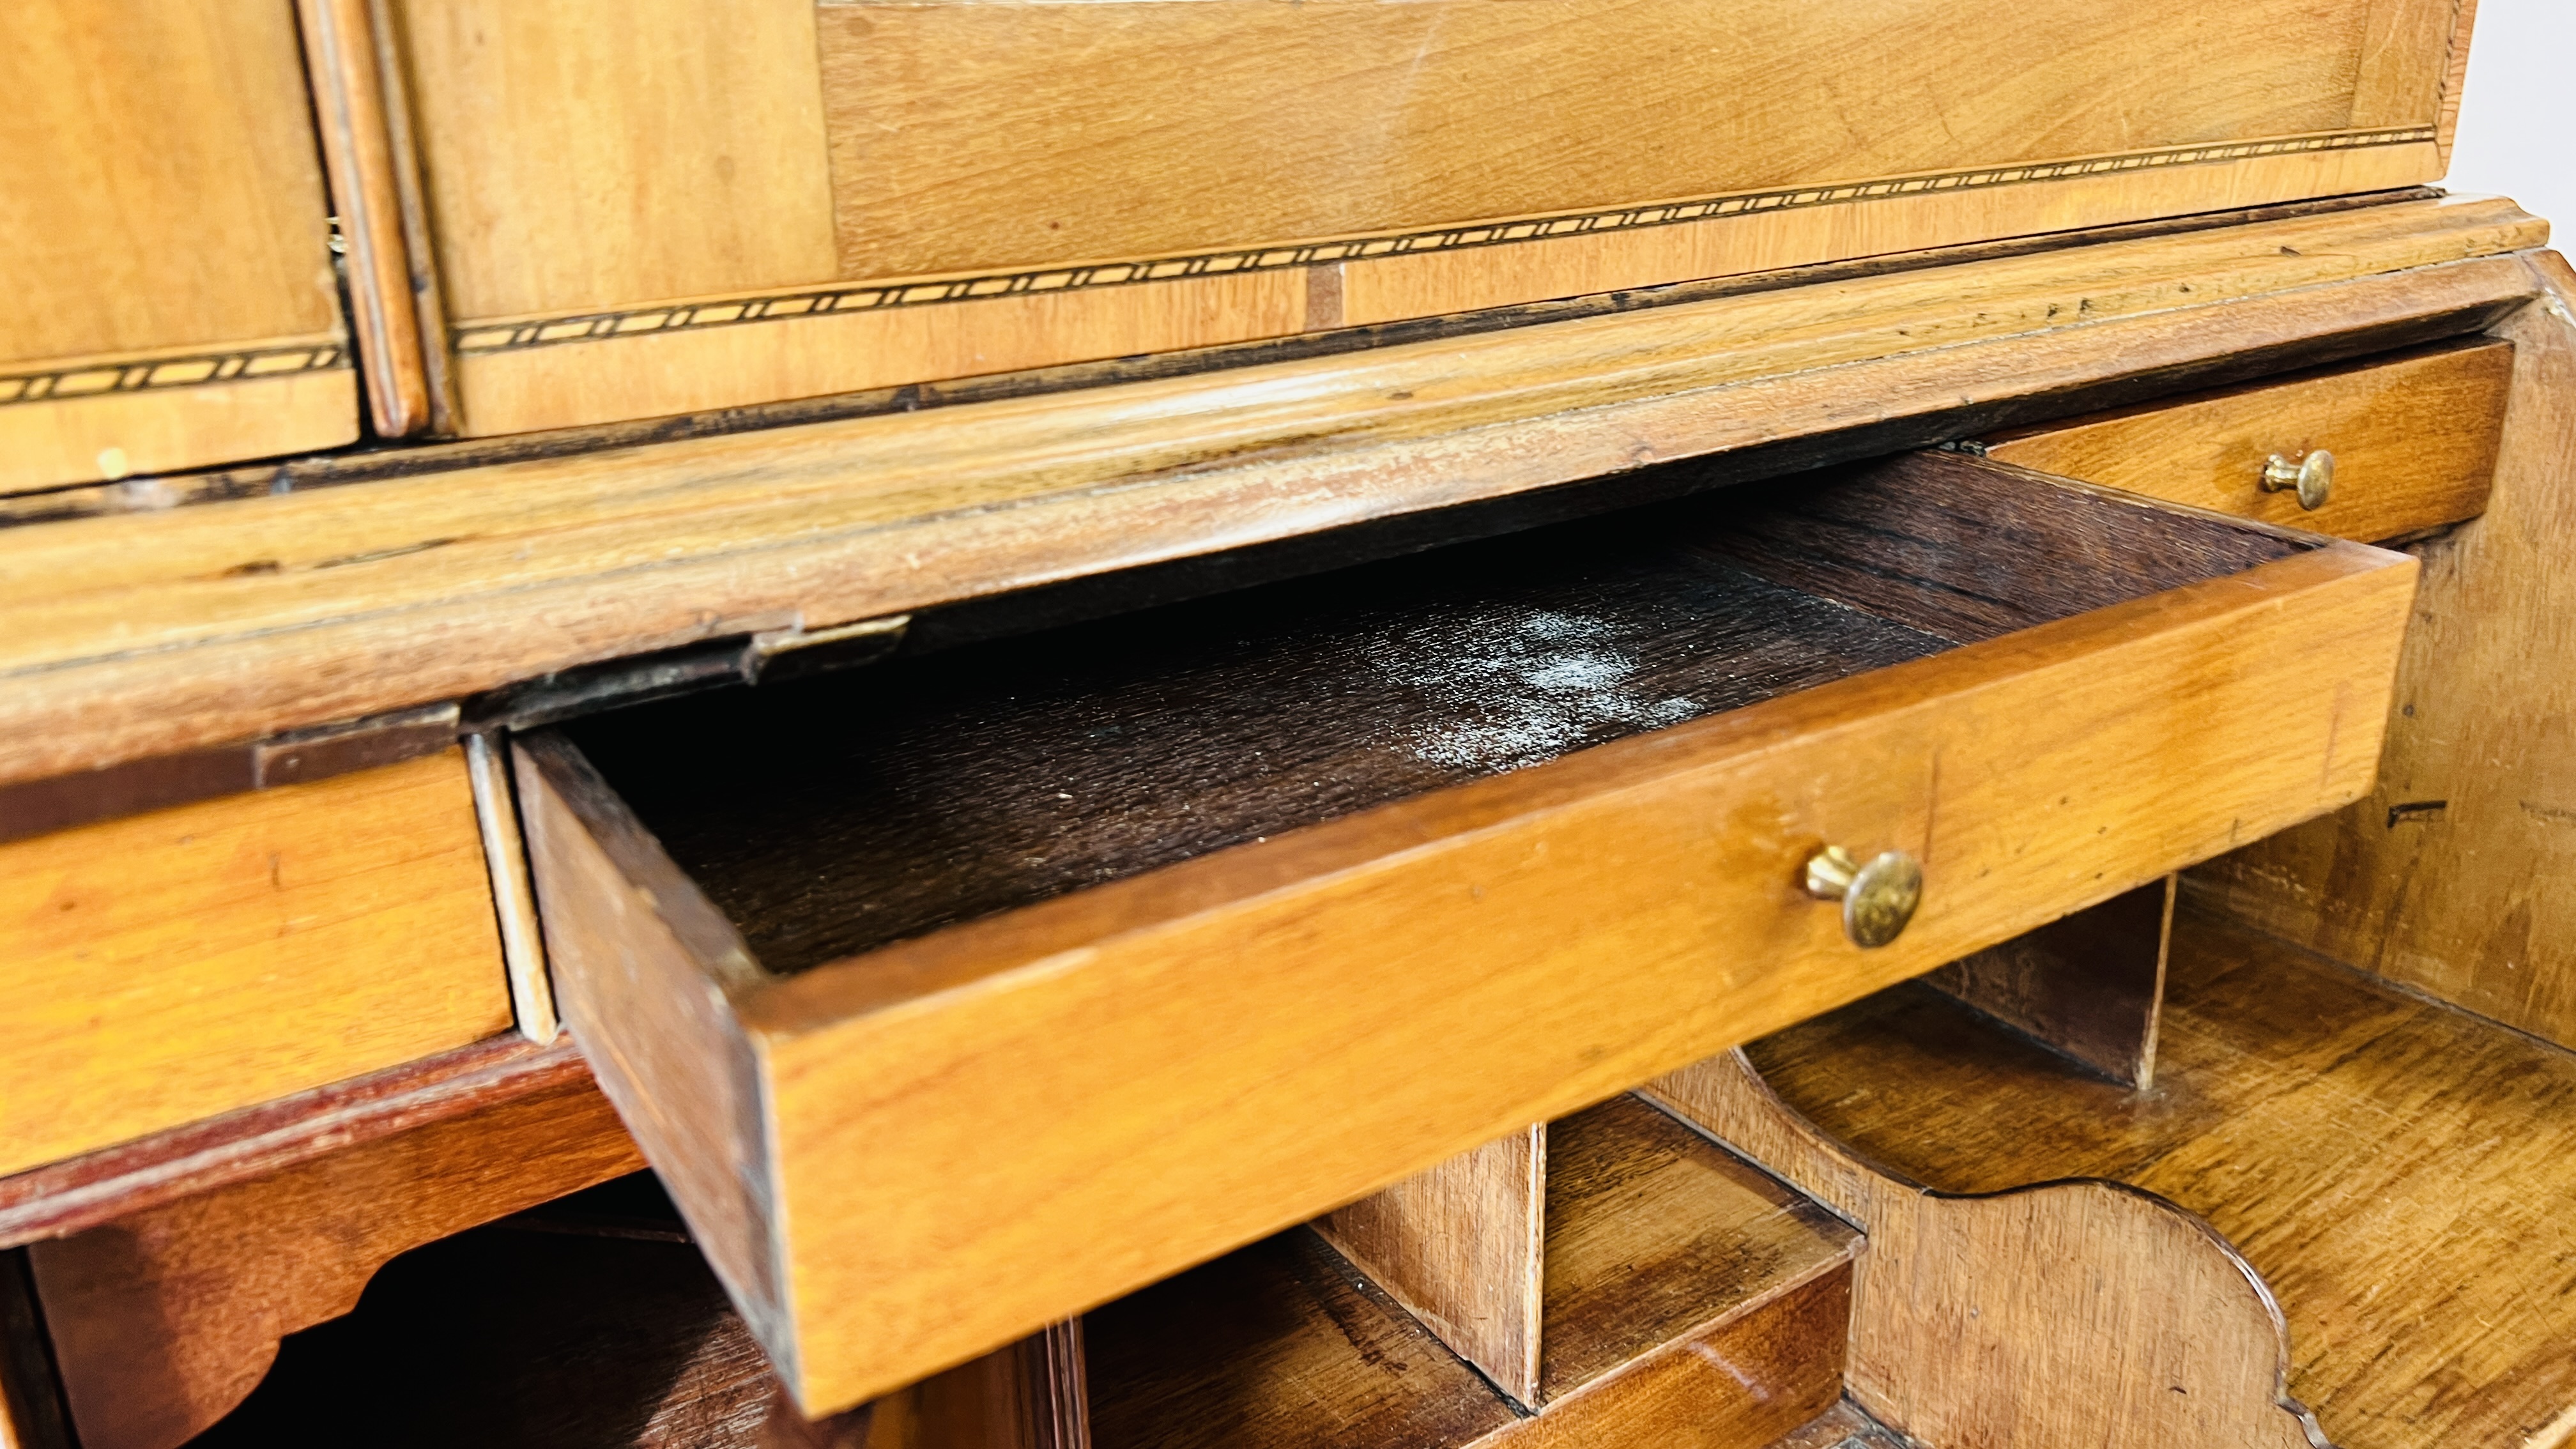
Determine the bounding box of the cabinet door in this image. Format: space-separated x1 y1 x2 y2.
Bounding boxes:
363 0 2473 438
0 1 356 493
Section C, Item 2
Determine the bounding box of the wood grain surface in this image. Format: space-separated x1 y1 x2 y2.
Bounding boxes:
528 457 2414 1412
1091 1199 1845 1449
1087 1229 1518 1449
0 0 354 487
816 0 2436 281
390 0 837 324
0 1034 585 1249
1317 1126 1547 1404
0 371 360 498
1731 907 2576 1449
0 197 2535 790
1317 1093 1852 1413
2191 257 2576 1052
1982 338 2515 542
0 750 512 1178
0 1 337 362
27 1064 641 1449
364 0 2474 436
181 1199 776 1449
1650 1050 2324 1449
1537 1096 1852 1405
572 484 1974 973
297 0 433 438
1486 1267 1847 1449
1 192 2431 532
1922 877 2173 1087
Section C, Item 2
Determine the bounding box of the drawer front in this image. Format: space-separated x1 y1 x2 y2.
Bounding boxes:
0 749 514 1177
1979 341 2513 542
0 0 355 491
360 0 2467 438
517 456 2416 1413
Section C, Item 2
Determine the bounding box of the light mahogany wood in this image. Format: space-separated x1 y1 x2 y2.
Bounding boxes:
351 0 2478 435
0 0 355 488
1317 1126 1546 1404
2191 258 2576 1052
1535 1097 1852 1413
1648 1051 2324 1449
1735 908 2576 1449
1322 1098 1852 1414
1922 876 2173 1088
24 1061 641 1449
0 370 360 500
1091 1099 1853 1449
1982 338 2515 542
795 1324 1085 1449
388 0 838 324
0 199 2536 792
1333 144 2442 328
297 0 434 438
815 0 2439 282
0 750 513 1178
520 459 2412 1413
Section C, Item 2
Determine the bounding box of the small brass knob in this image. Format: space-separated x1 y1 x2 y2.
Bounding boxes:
1802 845 1924 949
2261 450 2334 511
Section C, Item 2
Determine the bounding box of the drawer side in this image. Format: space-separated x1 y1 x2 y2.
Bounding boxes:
514 733 797 1383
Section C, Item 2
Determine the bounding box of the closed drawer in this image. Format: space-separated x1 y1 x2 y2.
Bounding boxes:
514 450 2416 1414
0 749 515 1178
1979 340 2514 542
361 0 2469 438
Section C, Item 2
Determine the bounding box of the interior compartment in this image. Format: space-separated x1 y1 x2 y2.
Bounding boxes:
567 457 2304 976
1087 1093 1856 1449
1741 907 2576 1449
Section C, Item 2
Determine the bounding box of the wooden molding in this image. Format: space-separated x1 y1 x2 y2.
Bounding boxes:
0 197 2540 792
24 1055 640 1449
296 0 433 438
0 1035 590 1249
450 128 2441 358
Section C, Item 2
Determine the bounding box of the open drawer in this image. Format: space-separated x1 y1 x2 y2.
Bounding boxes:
512 450 2415 1414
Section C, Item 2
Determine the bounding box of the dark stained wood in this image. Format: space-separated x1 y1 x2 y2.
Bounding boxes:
0 1251 72 1449
0 703 459 846
27 1056 641 1449
1538 1096 1853 1403
0 1036 592 1249
1744 907 2576 1449
1923 877 2172 1087
1086 1229 1519 1449
1704 458 2303 645
184 1205 774 1449
572 453 2299 977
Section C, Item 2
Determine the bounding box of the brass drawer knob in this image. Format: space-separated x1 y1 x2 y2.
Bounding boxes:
2261 449 2335 511
1803 845 1924 949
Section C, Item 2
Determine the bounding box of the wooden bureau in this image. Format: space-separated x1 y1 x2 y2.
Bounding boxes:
1 8 2572 1446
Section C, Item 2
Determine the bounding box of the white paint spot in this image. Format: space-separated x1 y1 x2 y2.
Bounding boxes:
95 446 130 480
1368 610 1695 773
